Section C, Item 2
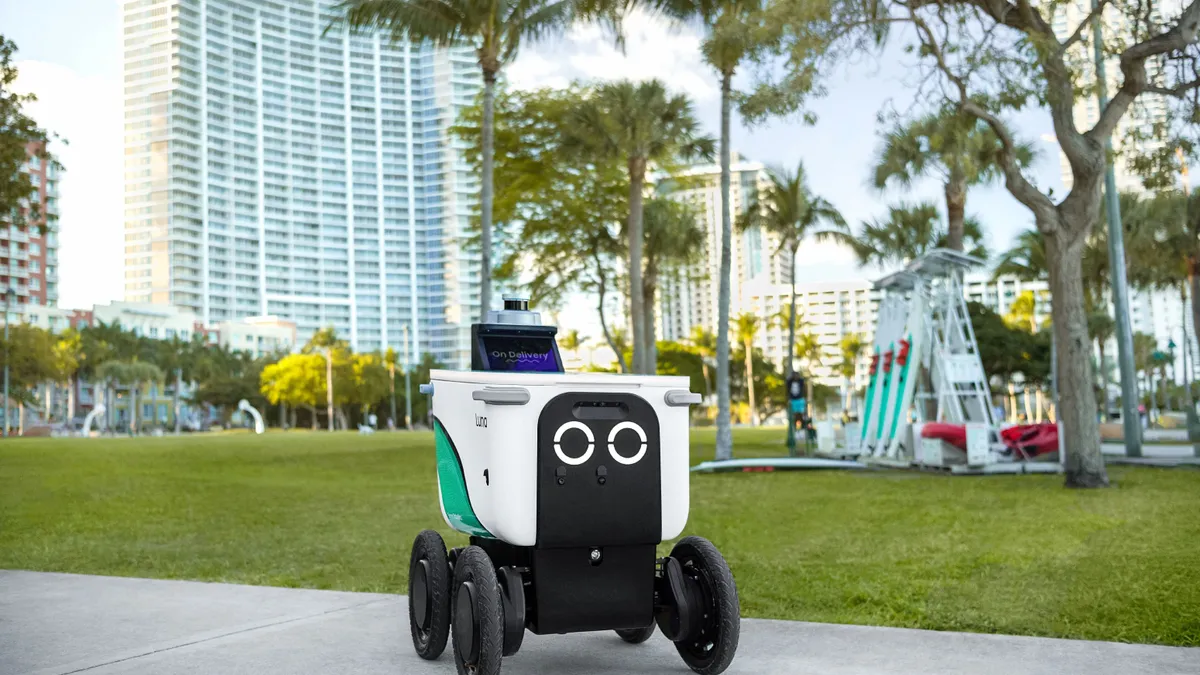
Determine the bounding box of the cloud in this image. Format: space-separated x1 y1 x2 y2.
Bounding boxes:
13 60 124 310
514 11 716 102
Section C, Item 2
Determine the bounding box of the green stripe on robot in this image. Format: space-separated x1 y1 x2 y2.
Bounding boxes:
433 418 494 538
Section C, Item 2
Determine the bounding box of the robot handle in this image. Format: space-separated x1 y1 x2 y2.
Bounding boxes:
664 390 702 407
472 387 531 406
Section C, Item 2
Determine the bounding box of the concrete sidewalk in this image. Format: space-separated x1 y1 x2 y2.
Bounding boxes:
1 571 1196 675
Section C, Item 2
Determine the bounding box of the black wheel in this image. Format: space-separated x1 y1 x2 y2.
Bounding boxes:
451 546 504 675
408 530 451 660
615 624 656 644
670 536 740 675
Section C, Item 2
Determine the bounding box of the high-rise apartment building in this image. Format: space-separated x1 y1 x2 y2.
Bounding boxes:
657 156 793 342
1051 1 1169 192
2 142 60 309
122 0 481 365
743 280 880 391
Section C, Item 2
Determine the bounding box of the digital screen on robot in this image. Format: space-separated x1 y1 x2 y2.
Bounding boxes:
481 335 561 372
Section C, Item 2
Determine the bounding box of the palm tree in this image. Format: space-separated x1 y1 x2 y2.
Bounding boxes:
794 332 822 406
838 333 864 416
559 329 585 367
688 325 716 398
565 79 714 374
1126 189 1200 374
643 197 704 371
1088 311 1116 419
734 312 760 425
333 0 588 322
839 201 988 269
739 161 846 388
656 0 764 461
872 107 1034 251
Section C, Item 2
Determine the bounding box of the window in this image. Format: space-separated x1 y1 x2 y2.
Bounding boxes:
30 278 40 290
166 328 176 339
30 261 40 273
149 326 159 337
30 243 40 256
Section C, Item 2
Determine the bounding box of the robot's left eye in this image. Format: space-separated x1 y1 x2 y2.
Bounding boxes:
553 421 595 465
606 421 647 465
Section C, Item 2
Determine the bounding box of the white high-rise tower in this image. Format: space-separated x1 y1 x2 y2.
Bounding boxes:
122 0 482 365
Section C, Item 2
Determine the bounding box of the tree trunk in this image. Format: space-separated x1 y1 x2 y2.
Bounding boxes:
1190 263 1200 373
67 375 76 422
785 249 798 383
944 174 967 251
479 67 496 321
744 337 758 426
1097 341 1109 420
18 401 24 436
388 363 396 430
1047 230 1109 487
643 269 657 374
44 382 53 422
628 158 647 374
173 369 182 434
130 382 139 435
596 266 629 373
714 69 735 462
308 405 317 431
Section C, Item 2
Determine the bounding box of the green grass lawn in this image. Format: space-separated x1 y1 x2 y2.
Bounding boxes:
2 428 1198 646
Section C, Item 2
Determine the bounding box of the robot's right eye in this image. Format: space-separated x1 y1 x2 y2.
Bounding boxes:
552 421 594 465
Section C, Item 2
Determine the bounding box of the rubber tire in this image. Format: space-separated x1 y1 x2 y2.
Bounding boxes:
615 624 656 644
670 536 740 675
451 546 504 675
408 530 451 660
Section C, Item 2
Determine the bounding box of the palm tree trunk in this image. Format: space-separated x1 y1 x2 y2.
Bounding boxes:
478 67 497 321
744 338 758 426
67 375 76 422
628 158 647 374
130 382 139 435
1190 262 1200 377
944 173 967 251
173 369 182 434
643 270 657 374
1046 229 1108 487
1097 341 1109 420
18 401 24 436
715 69 735 461
785 250 798 383
44 382 53 421
596 265 629 373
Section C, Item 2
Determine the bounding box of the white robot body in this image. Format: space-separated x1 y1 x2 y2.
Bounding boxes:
429 369 693 547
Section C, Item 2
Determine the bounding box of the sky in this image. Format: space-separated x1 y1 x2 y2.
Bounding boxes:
1 1 1068 318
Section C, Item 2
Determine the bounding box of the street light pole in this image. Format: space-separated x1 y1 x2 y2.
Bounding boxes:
403 324 412 430
322 347 334 432
1092 3 1142 457
3 288 12 438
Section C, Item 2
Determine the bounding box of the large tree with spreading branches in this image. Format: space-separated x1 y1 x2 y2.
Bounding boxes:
766 0 1200 487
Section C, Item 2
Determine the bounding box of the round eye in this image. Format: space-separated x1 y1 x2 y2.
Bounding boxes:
606 421 647 465
553 421 594 466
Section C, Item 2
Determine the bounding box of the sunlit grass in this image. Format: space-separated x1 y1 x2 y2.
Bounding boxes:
1 428 1197 646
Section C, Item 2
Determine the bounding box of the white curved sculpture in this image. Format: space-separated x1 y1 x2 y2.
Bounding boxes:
237 399 265 434
82 404 106 436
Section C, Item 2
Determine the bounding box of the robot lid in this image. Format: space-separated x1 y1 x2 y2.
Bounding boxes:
428 368 691 388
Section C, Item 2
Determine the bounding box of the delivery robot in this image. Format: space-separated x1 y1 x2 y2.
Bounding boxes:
410 297 740 675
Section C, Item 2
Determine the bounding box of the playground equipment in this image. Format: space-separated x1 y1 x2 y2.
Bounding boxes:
412 297 741 675
855 250 1061 474
82 404 106 436
237 399 265 434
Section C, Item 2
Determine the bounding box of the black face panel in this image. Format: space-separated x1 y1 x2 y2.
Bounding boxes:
536 392 661 548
